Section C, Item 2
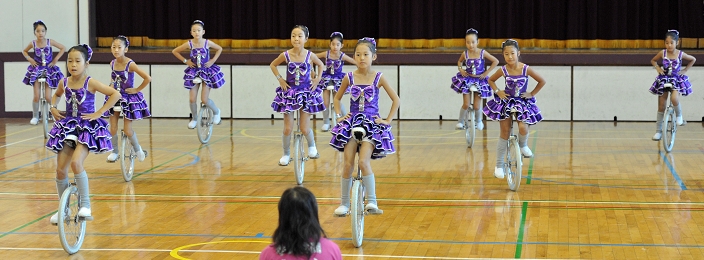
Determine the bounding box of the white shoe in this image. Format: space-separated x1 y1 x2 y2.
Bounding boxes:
278 155 291 166
30 118 39 125
520 146 533 158
308 147 320 159
476 121 484 130
652 132 662 141
136 150 146 162
187 120 197 129
321 124 331 132
334 205 349 216
455 122 465 130
106 153 119 163
77 207 91 218
365 202 383 214
676 116 683 126
213 112 222 125
50 212 59 224
494 167 505 179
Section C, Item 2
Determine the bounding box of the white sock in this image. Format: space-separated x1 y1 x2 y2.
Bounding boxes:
74 171 90 209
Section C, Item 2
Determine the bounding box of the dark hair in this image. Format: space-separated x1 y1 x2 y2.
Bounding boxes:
192 20 205 29
330 32 343 43
465 28 478 37
292 25 309 38
501 39 520 51
33 20 46 31
665 30 679 42
67 44 93 62
272 187 326 259
113 35 129 47
355 37 377 54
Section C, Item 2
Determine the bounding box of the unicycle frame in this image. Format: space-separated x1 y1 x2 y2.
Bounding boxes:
505 109 523 191
328 83 339 125
293 109 308 185
660 81 677 153
57 181 91 255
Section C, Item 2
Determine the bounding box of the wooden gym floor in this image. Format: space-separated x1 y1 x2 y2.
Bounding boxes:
0 118 703 259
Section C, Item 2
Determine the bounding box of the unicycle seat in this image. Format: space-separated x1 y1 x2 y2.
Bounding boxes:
65 134 78 149
38 77 47 83
113 106 122 112
352 127 367 142
510 107 519 113
469 84 479 92
326 85 335 91
193 77 203 84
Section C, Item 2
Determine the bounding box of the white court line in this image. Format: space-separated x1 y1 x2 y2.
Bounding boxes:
0 192 701 205
0 247 491 259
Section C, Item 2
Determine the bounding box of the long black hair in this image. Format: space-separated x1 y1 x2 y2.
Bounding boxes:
272 186 326 259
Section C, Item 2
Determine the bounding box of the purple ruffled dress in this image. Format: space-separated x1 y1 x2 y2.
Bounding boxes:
317 50 348 93
483 64 542 125
183 40 225 89
46 77 112 153
649 49 692 96
450 49 492 98
271 50 326 114
330 72 395 159
22 39 64 89
102 60 151 120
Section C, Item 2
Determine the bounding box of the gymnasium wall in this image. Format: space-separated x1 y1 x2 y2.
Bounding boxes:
0 0 91 53
4 61 703 122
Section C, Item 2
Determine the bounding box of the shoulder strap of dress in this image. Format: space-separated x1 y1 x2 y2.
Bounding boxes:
126 60 133 71
339 52 345 60
32 40 36 48
663 49 667 58
501 65 508 76
678 50 683 60
84 76 92 88
284 51 290 63
480 49 485 59
188 40 193 49
522 64 529 76
464 50 469 60
46 39 50 46
305 50 311 62
373 72 383 87
326 50 330 60
110 59 116 70
347 72 354 85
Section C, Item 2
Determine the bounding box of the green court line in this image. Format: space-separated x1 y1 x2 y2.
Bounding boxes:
514 201 529 258
133 133 232 179
0 211 56 239
526 132 537 184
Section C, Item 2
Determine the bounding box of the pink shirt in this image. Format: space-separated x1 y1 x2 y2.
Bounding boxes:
259 238 342 260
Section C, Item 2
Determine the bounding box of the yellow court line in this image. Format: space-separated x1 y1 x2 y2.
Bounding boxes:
239 129 279 142
0 127 40 139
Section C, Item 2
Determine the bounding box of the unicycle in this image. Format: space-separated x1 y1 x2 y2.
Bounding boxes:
505 108 523 191
464 84 479 148
194 77 214 144
660 79 678 153
118 117 147 182
292 109 308 185
55 181 92 254
334 127 383 248
38 73 51 139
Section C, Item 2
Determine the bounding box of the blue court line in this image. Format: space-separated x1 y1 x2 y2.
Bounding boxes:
255 233 264 238
660 151 687 190
4 231 704 248
0 156 55 176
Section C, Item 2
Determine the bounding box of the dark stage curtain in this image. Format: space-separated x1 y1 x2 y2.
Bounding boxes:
96 0 704 40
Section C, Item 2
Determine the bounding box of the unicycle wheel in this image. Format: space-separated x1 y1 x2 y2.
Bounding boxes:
58 186 87 254
506 138 523 191
350 179 365 247
119 132 135 182
663 108 676 152
197 105 214 144
293 134 305 185
465 109 475 148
